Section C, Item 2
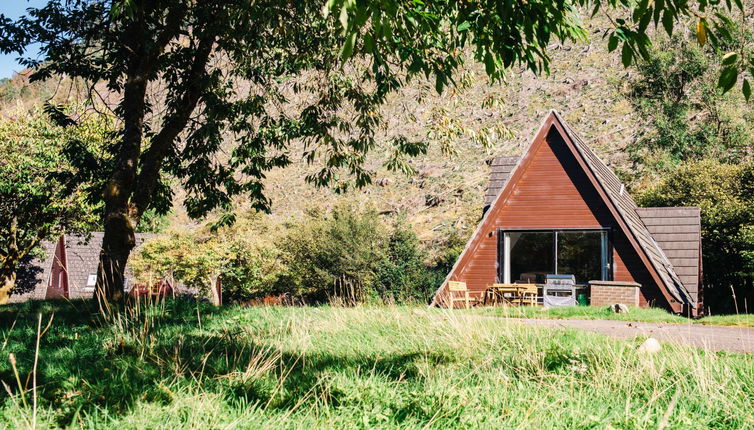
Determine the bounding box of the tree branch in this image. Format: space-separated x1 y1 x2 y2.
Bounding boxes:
132 34 216 215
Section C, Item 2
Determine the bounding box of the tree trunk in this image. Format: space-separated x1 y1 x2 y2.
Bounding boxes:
92 5 213 306
0 270 17 305
94 8 150 305
95 209 137 304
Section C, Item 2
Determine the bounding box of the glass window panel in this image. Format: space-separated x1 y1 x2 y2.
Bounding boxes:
508 232 554 284
556 231 603 283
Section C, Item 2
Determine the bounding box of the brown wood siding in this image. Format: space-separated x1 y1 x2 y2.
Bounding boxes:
449 128 666 308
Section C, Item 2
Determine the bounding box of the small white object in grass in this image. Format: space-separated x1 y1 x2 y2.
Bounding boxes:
610 303 629 314
637 337 662 354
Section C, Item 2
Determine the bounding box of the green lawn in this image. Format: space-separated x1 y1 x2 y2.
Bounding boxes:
1 300 752 429
468 304 754 328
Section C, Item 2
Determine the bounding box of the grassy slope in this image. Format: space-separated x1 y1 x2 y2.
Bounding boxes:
1 300 752 429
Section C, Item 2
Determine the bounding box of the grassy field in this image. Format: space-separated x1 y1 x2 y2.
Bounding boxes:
469 305 754 328
1 300 753 429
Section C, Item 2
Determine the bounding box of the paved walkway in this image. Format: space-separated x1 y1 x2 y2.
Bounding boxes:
506 318 754 353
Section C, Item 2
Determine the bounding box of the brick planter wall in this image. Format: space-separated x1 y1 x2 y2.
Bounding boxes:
589 281 641 306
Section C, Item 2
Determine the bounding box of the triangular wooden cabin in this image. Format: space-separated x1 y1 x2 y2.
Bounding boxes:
432 111 702 315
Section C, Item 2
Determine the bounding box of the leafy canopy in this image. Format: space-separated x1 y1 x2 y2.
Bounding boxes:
0 109 100 270
625 30 753 181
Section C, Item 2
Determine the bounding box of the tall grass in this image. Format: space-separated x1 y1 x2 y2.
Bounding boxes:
1 300 752 429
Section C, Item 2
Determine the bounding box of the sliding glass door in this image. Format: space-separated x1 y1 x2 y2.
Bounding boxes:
500 229 610 284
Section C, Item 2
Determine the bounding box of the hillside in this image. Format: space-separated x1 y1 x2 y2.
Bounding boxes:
246 22 641 242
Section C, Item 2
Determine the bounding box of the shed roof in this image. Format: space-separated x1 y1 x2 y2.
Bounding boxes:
484 156 519 206
66 233 154 299
636 207 701 302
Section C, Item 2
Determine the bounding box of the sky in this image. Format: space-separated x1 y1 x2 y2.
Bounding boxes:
0 0 47 80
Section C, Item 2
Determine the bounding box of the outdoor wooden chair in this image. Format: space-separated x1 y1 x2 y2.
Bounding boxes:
516 283 539 306
447 281 478 309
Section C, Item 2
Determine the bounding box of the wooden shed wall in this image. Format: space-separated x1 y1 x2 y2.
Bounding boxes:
448 128 667 307
636 207 702 305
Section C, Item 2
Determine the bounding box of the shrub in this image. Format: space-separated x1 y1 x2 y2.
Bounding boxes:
639 160 754 313
277 205 388 303
220 238 287 303
130 213 286 303
131 205 458 305
375 221 432 303
129 232 224 297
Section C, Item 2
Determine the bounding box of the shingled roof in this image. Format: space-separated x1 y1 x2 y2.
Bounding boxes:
484 156 519 207
66 233 154 299
636 207 701 304
442 110 698 311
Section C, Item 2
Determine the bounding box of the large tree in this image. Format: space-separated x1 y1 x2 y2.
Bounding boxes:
0 109 99 304
0 0 744 302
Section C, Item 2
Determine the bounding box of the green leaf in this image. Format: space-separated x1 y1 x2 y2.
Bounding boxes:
435 74 445 94
339 4 349 30
484 51 495 76
340 32 357 60
621 43 633 67
722 52 738 65
743 79 751 101
608 35 618 52
662 11 673 36
363 32 375 53
457 21 470 32
638 9 652 32
653 0 663 25
718 66 738 93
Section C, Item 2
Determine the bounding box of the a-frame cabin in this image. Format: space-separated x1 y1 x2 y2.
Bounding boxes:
432 111 702 315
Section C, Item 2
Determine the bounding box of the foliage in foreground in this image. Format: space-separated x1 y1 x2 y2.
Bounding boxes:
0 300 752 429
639 160 754 314
0 109 102 304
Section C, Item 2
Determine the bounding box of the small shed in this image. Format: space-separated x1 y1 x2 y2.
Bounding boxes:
432 110 702 315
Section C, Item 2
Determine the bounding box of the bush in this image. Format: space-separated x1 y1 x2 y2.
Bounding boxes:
277 205 388 303
639 160 754 313
131 205 459 305
375 221 432 303
129 232 224 296
130 213 287 303
278 205 458 305
220 237 287 303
